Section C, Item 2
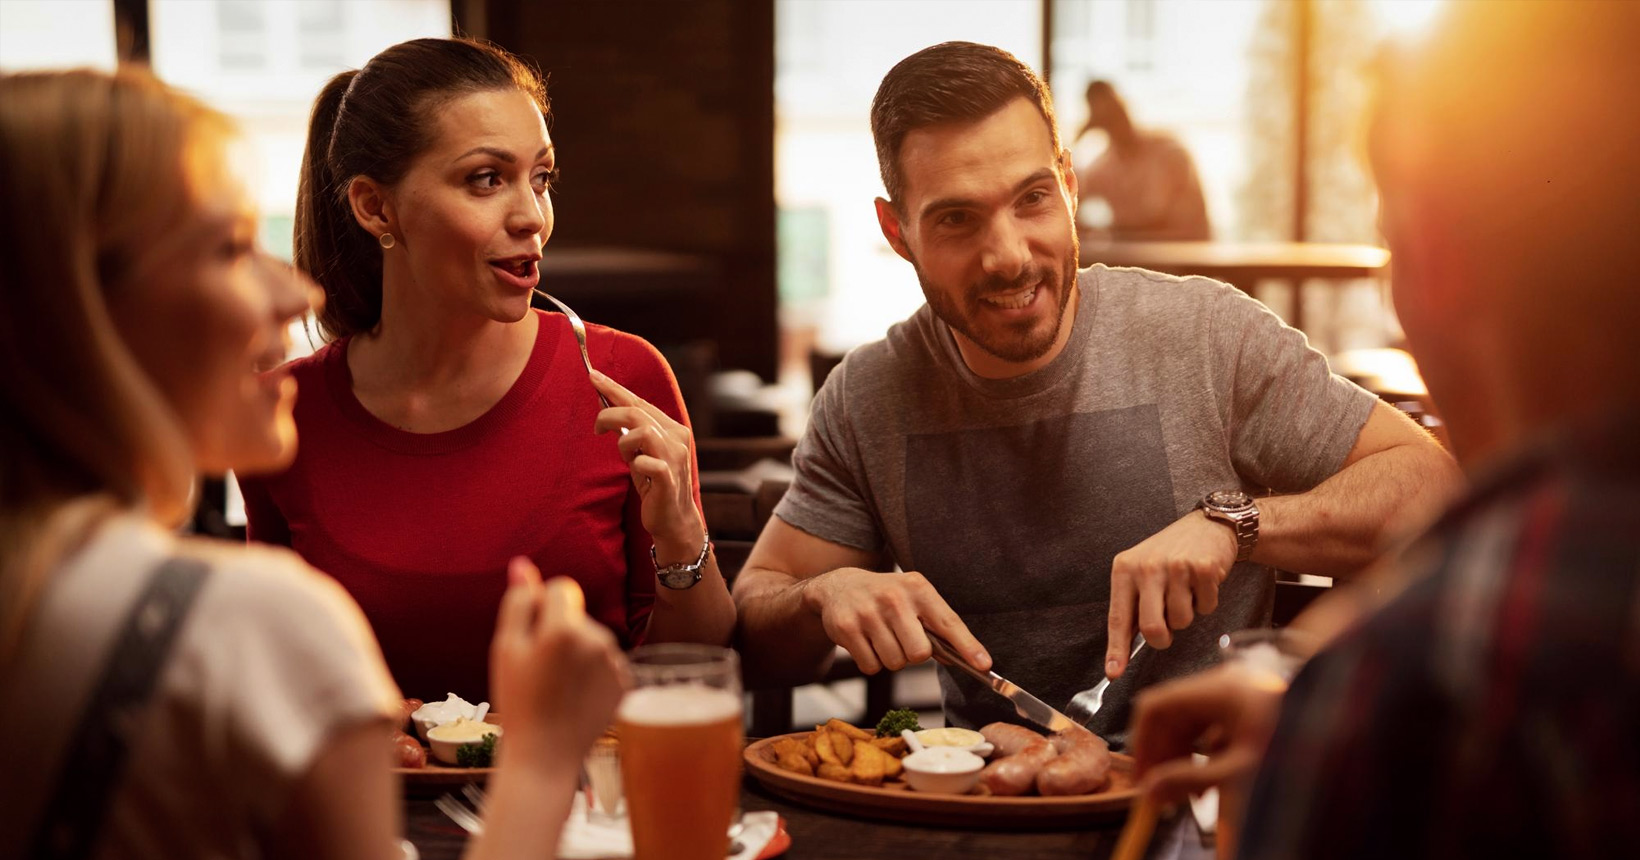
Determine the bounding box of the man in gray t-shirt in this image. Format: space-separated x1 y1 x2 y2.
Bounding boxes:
732 42 1458 739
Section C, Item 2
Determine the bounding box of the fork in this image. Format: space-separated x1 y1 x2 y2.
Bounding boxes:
461 782 488 815
434 791 484 835
534 288 621 404
1065 633 1147 725
533 289 628 437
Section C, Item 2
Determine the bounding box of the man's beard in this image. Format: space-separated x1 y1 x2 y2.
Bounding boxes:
912 242 1079 365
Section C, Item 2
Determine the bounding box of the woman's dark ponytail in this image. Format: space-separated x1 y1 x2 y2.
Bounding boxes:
292 40 548 341
295 70 381 339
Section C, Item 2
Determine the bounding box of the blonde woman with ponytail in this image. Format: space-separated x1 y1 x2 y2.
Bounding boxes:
0 69 629 860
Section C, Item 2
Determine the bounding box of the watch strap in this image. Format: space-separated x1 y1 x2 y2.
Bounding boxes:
1224 514 1258 562
1199 496 1258 562
653 532 711 590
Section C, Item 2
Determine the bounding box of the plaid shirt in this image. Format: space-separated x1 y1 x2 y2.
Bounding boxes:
1239 411 1640 860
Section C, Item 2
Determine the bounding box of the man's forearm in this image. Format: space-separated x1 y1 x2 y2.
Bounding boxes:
1255 441 1461 579
732 568 841 687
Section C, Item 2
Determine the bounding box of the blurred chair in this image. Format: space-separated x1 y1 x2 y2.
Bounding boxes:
1272 577 1331 628
1330 346 1447 446
700 453 793 589
809 347 846 396
706 369 784 438
699 452 906 736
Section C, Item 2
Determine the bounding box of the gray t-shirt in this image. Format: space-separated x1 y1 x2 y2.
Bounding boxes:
775 265 1377 737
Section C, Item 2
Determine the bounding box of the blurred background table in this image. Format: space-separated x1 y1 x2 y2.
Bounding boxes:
1079 239 1391 332
402 777 1214 860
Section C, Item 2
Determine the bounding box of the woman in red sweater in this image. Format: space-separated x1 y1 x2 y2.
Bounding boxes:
239 38 735 702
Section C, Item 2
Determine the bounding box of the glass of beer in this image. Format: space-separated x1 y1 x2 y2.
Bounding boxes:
616 644 743 860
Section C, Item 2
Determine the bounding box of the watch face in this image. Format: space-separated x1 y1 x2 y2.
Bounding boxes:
1206 489 1254 510
658 569 701 590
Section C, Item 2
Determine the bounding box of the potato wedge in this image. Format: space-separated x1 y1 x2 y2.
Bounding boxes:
797 738 819 767
816 762 852 782
825 718 874 742
883 751 903 780
772 738 815 776
869 736 907 757
813 728 841 766
774 749 814 776
829 730 854 766
849 740 887 787
772 737 807 759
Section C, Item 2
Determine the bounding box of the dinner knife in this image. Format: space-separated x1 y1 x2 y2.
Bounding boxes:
924 627 1079 734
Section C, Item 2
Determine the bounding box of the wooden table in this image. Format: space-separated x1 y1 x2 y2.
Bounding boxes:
403 777 1214 860
1078 239 1391 332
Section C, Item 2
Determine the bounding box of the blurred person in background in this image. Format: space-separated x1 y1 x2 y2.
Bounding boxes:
239 38 734 703
1074 80 1210 241
732 41 1457 739
1129 3 1640 857
0 68 629 859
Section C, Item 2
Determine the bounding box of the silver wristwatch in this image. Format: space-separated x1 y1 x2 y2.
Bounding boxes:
1198 490 1259 561
653 532 711 590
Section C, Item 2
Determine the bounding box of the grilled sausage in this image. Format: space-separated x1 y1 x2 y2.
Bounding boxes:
978 722 1058 796
393 730 427 769
1035 726 1111 796
398 697 424 732
980 722 1044 756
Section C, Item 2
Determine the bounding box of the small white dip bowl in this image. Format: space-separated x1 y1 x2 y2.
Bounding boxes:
426 719 502 766
901 747 985 794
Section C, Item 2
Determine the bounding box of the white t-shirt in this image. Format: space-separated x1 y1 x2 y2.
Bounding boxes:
0 513 402 859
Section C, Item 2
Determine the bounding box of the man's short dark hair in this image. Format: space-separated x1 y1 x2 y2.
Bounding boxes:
870 41 1062 208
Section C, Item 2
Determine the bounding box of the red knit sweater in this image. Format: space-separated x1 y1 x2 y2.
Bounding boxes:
239 310 696 702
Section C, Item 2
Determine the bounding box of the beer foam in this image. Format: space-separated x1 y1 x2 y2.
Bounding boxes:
617 684 740 726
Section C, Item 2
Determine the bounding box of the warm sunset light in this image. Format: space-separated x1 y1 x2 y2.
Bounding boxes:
4 2 1635 858
1369 0 1448 39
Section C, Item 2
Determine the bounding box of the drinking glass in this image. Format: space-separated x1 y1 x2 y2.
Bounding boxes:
1213 628 1316 859
615 644 743 860
1218 628 1313 689
582 736 624 823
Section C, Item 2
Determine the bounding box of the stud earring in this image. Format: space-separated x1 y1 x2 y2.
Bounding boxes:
379 232 396 250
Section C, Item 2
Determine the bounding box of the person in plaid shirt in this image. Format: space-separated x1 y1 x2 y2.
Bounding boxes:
1128 3 1640 858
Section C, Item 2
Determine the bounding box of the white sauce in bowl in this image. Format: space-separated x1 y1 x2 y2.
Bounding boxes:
902 747 984 774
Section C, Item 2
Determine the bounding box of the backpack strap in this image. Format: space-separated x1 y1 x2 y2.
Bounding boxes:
29 556 209 860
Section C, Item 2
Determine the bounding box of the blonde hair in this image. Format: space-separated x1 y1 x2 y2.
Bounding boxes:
0 69 231 659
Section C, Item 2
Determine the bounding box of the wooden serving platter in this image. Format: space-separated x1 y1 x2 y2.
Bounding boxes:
394 760 497 795
743 732 1140 828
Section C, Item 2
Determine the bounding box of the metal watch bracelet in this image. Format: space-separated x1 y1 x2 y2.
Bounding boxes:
652 531 711 590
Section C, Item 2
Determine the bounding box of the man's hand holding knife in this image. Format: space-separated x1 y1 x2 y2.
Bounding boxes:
797 567 992 674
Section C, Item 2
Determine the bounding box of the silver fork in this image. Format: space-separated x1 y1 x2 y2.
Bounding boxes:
1065 633 1147 726
460 782 488 815
434 791 484 835
534 288 613 412
534 288 627 437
